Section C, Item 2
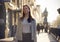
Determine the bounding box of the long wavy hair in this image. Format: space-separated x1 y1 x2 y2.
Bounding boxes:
20 5 34 23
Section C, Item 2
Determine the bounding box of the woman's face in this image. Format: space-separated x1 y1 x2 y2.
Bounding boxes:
23 6 30 16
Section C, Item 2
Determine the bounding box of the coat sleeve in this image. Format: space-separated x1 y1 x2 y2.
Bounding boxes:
31 20 37 42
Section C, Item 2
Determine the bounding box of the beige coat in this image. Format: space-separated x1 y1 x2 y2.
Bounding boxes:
15 19 37 42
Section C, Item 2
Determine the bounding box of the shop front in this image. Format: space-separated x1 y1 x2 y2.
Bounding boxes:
0 0 10 39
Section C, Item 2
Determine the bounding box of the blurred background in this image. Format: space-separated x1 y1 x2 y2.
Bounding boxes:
0 0 60 42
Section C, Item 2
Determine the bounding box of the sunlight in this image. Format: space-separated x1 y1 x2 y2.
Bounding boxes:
35 0 60 23
37 33 50 42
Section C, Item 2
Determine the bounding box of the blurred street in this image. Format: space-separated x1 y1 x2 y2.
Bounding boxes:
0 0 60 42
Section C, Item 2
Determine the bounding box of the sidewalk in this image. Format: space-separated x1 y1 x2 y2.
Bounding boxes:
37 33 57 42
0 37 14 42
0 33 57 42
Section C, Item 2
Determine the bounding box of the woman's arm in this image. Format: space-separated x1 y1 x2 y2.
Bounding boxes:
31 20 37 42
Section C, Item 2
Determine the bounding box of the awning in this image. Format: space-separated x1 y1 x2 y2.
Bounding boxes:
0 0 10 2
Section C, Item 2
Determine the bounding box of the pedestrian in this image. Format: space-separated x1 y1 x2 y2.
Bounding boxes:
40 24 44 32
37 23 40 35
15 5 37 42
44 24 48 33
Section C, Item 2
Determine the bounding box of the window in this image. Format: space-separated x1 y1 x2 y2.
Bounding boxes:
12 0 15 2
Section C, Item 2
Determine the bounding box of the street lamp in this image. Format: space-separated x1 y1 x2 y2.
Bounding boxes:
57 8 60 14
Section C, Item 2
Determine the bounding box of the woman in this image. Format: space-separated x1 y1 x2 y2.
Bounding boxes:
15 5 37 42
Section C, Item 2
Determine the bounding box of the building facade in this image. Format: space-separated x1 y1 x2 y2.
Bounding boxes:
42 8 48 27
5 0 22 37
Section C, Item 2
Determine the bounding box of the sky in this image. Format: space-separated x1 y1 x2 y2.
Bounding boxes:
36 0 60 23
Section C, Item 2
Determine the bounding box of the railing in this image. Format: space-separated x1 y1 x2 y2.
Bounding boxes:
49 28 60 41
